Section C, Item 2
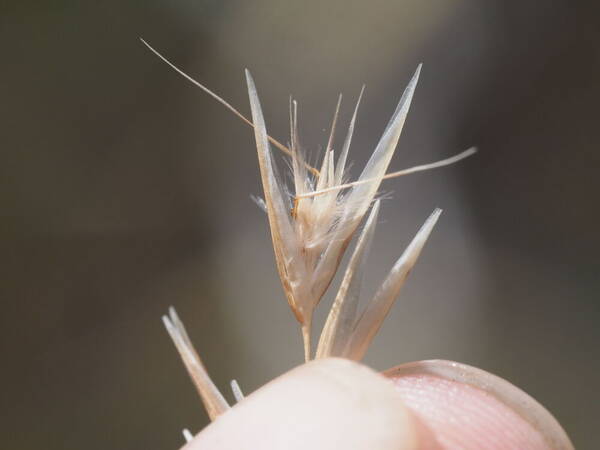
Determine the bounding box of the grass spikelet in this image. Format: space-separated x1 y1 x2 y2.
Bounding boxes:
162 307 229 420
245 66 425 361
142 39 476 426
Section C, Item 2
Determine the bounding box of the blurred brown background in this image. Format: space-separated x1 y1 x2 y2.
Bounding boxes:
1 0 599 448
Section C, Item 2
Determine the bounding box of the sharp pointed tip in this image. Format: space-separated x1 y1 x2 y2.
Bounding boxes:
167 306 180 324
357 84 366 102
429 207 442 221
139 38 152 50
161 315 172 329
412 64 422 82
422 208 443 234
139 38 156 53
403 64 422 89
245 69 257 91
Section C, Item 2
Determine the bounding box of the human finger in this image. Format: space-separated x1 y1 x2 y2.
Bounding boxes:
185 358 420 450
385 360 574 450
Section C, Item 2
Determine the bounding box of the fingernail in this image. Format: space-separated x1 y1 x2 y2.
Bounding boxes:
384 360 574 450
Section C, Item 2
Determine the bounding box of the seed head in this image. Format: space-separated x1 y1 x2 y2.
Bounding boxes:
141 39 476 429
245 66 428 360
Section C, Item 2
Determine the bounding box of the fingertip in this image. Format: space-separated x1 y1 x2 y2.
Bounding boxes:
186 358 419 450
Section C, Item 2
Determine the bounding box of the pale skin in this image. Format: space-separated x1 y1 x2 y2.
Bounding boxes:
185 359 573 450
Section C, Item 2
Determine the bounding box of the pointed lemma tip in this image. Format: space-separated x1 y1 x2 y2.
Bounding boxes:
425 208 443 232
418 208 443 237
411 63 422 82
244 69 257 93
161 314 172 330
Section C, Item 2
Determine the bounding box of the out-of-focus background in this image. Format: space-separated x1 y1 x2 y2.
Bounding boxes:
1 0 599 448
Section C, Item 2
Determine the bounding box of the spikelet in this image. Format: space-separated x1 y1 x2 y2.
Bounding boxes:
245 67 424 361
142 39 476 429
244 69 474 361
162 307 229 420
